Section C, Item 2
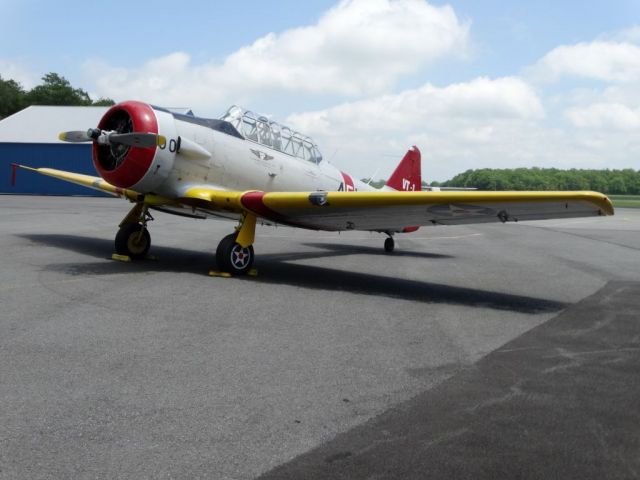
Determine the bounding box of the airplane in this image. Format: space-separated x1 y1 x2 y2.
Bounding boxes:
12 100 614 275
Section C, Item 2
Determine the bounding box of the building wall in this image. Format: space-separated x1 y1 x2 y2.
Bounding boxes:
0 143 108 196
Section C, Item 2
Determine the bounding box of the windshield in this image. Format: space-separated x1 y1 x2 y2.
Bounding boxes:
221 106 323 164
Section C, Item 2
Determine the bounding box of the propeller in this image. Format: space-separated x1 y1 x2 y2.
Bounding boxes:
58 130 93 142
58 129 165 148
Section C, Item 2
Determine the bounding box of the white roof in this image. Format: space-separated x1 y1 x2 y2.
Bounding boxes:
0 106 109 144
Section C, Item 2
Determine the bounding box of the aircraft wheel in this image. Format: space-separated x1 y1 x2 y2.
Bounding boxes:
115 223 151 259
216 233 254 275
384 236 395 253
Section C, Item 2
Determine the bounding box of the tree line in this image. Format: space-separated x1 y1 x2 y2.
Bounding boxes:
0 73 114 119
434 167 640 195
364 167 640 194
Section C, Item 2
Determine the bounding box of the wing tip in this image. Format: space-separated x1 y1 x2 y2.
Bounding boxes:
598 193 615 216
575 191 614 216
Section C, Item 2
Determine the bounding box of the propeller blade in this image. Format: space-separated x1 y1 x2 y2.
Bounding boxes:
59 130 166 148
108 133 166 148
58 130 92 142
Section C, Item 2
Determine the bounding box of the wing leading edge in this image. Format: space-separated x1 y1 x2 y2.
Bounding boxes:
235 190 614 231
13 165 140 201
182 187 613 231
14 166 613 232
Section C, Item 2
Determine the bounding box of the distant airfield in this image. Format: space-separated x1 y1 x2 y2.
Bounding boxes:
610 195 640 208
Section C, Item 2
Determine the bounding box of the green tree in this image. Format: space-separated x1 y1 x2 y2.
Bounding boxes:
91 97 115 106
1 72 115 116
441 167 640 194
25 72 92 106
0 75 27 119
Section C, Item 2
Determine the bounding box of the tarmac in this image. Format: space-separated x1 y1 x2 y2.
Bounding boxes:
1 195 639 479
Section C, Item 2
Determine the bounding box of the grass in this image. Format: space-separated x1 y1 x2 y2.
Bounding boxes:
609 195 640 208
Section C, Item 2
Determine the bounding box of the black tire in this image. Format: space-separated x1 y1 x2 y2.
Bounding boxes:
115 223 150 259
384 236 395 253
216 233 254 275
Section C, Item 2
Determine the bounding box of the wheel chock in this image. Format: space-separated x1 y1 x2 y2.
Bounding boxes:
111 253 157 262
208 269 257 278
209 270 232 278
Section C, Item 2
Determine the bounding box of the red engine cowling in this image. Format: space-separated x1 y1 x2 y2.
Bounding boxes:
92 101 175 192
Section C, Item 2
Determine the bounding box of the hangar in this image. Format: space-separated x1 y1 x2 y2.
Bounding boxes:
0 106 108 196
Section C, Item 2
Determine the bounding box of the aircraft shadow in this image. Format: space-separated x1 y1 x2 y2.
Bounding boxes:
18 233 214 275
248 258 565 314
18 234 566 314
300 242 454 259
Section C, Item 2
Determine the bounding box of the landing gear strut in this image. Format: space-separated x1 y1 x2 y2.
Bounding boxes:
384 235 395 253
115 203 153 259
215 212 257 275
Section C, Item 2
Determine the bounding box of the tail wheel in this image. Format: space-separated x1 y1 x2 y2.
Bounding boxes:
384 236 395 253
216 233 254 275
115 223 150 259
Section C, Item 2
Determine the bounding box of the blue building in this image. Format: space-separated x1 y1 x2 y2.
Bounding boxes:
0 106 109 196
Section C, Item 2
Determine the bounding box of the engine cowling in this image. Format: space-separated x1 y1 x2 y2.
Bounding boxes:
93 101 176 192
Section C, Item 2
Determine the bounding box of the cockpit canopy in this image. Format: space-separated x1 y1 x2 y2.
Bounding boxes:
221 106 323 164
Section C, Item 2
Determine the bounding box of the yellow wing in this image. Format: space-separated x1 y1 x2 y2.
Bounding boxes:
14 165 180 209
15 166 614 231
13 165 248 218
14 165 141 201
185 188 614 231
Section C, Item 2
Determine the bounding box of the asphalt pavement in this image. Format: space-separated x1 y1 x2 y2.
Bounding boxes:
1 196 639 479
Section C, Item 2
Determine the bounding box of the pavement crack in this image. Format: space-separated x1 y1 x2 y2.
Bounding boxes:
465 382 524 413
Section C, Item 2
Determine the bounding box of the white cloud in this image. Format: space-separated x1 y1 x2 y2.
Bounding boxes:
622 25 640 43
70 13 640 181
284 77 547 180
566 102 640 131
531 41 640 83
224 0 469 95
601 25 640 44
288 76 543 133
83 53 219 109
523 33 640 137
83 0 469 108
0 59 37 89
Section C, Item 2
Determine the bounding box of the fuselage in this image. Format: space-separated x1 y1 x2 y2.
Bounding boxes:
91 101 374 201
166 109 373 195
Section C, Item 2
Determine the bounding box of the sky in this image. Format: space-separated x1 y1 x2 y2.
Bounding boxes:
1 0 639 181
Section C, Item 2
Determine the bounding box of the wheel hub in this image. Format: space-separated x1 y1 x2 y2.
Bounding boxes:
231 245 251 269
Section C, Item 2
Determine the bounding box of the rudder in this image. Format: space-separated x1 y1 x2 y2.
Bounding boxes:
384 146 421 192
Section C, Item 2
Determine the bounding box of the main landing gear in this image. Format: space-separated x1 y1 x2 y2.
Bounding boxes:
115 222 151 259
112 203 396 273
110 201 405 273
216 233 254 275
115 203 153 259
215 212 257 275
112 202 258 276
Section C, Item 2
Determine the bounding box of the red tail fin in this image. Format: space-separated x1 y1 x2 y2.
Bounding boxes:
385 146 421 191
